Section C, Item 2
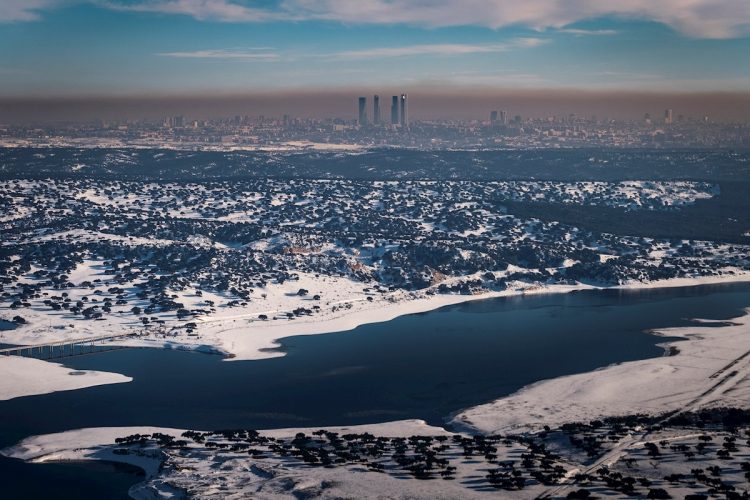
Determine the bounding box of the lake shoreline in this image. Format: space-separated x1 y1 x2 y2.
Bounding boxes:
114 272 750 362
1 273 749 403
3 278 750 498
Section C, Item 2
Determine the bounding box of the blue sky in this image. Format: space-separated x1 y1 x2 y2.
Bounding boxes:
1 0 749 96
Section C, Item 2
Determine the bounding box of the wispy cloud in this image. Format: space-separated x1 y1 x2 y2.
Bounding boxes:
556 28 619 36
288 0 750 39
0 0 60 22
326 38 547 60
155 38 546 63
5 1 750 39
97 0 280 22
157 48 280 60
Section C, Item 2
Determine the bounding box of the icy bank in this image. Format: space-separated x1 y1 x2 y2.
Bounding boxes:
451 308 750 434
0 356 132 401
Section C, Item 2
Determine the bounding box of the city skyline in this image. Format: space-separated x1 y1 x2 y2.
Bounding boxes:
2 89 750 124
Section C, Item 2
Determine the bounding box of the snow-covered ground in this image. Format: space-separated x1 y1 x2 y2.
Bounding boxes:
158 277 591 361
2 281 750 498
121 272 750 361
2 420 572 499
0 257 588 364
5 266 749 361
3 151 749 496
2 272 749 403
0 138 366 152
6 178 721 219
3 176 747 371
5 420 449 465
0 356 131 401
3 421 502 500
452 307 750 434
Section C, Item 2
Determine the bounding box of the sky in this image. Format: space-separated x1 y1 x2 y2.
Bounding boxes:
1 1 749 121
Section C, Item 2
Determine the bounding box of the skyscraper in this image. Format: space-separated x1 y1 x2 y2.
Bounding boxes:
358 97 367 126
499 110 508 125
165 115 184 128
391 96 399 125
400 94 408 128
490 110 498 124
373 95 381 125
664 108 673 125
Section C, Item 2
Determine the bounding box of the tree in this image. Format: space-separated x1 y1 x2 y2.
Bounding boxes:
646 488 671 499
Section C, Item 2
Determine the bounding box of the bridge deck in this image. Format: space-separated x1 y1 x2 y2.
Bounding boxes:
0 332 137 358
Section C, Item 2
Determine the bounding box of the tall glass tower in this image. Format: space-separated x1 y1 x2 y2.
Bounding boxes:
373 95 381 125
399 94 408 127
358 97 367 125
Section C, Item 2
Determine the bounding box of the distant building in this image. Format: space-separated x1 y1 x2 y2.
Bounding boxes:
391 96 399 125
358 97 367 126
490 110 498 124
500 110 508 125
664 108 673 125
373 95 381 125
164 115 184 128
400 94 408 128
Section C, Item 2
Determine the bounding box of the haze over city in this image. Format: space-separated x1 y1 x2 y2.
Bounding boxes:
3 90 750 123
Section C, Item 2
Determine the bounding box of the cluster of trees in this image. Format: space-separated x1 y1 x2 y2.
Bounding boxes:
109 407 750 497
2 174 748 326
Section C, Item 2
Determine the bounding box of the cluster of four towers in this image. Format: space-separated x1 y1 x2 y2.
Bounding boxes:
358 94 408 127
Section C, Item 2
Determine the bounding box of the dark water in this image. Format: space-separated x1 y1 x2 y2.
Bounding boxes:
0 458 144 500
1 283 749 498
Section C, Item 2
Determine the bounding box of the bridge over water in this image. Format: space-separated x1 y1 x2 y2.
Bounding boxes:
0 332 137 360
